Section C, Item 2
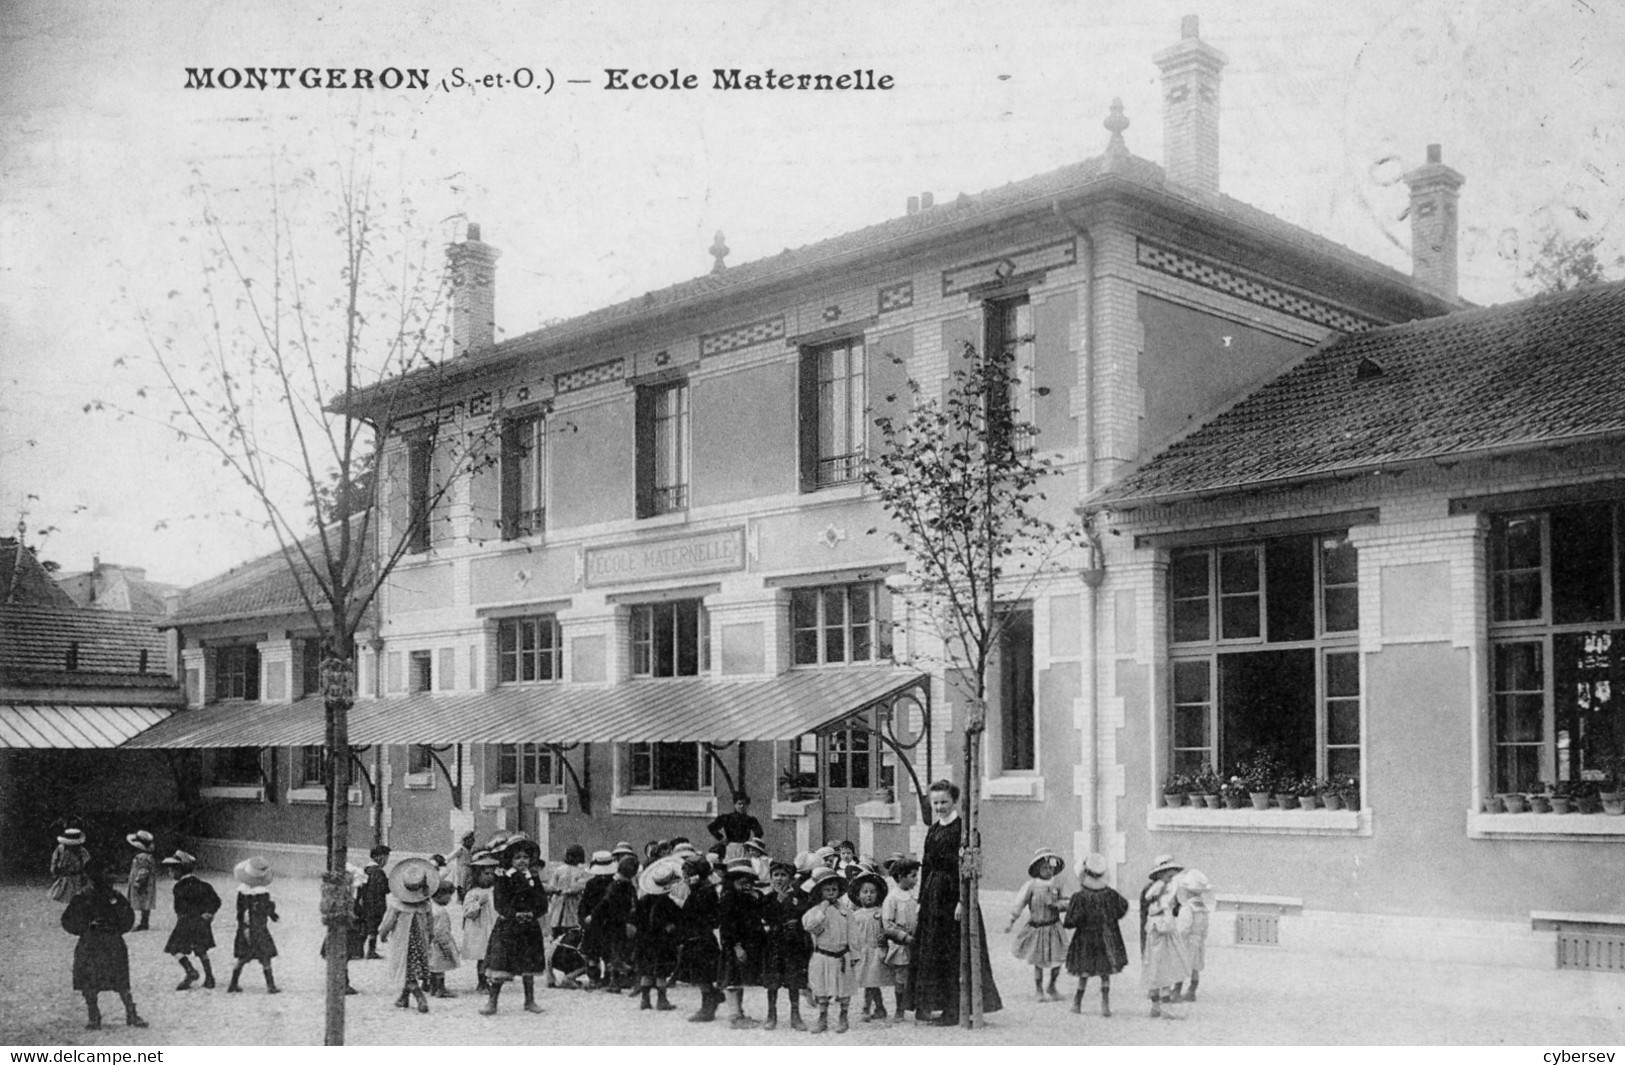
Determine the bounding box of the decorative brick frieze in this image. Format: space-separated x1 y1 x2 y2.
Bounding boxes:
554 358 626 394
1136 239 1379 333
941 239 1077 297
877 279 914 314
700 315 787 357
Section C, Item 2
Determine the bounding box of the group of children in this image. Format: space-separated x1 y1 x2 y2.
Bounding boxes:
55 821 1208 1032
1006 847 1212 1020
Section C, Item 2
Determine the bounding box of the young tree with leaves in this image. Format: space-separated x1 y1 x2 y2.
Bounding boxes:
113 162 508 1045
864 335 1085 1028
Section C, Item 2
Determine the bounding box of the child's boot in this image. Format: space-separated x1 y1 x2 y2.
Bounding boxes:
872 996 888 1022
835 1002 850 1034
394 990 411 1009
655 984 675 1011
476 963 489 993
479 982 502 1015
1101 985 1112 1017
121 993 147 1028
200 956 216 989
1047 969 1061 1001
522 975 542 1013
84 994 101 1031
175 957 199 991
789 996 807 1031
764 991 779 1031
412 984 429 1013
1034 972 1046 1002
263 965 280 994
1184 972 1199 1002
638 984 652 1010
688 986 718 1023
1149 991 1161 1018
1071 989 1084 1013
810 1003 829 1035
727 988 761 1029
226 963 244 993
135 911 149 932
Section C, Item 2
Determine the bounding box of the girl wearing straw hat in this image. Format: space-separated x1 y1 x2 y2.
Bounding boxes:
226 856 280 994
60 858 147 1030
161 850 220 991
1006 846 1068 1002
481 834 549 1015
632 855 685 1011
461 851 500 992
125 830 158 931
1062 853 1129 1017
376 857 442 1013
49 827 91 904
1139 855 1190 1020
800 865 856 1034
849 865 891 1023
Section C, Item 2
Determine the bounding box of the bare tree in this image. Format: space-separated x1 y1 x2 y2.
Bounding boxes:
112 159 510 1045
864 337 1086 1028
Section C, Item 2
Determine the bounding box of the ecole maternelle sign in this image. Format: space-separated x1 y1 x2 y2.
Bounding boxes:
583 526 746 587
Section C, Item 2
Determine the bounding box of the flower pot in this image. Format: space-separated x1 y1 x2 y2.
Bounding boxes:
1550 797 1572 814
1203 793 1221 809
1163 792 1186 808
1222 793 1243 809
1274 792 1299 810
1603 794 1625 816
1578 795 1601 815
1321 793 1343 811
1528 794 1552 814
1499 793 1527 814
1297 793 1320 810
1249 791 1272 810
1483 795 1504 814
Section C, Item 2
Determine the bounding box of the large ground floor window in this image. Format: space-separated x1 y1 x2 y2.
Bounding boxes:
630 741 711 792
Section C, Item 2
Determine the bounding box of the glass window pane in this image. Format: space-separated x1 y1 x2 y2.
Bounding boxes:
1265 536 1315 643
793 630 819 666
1221 596 1261 640
1171 553 1209 598
1173 704 1208 749
1493 642 1543 693
1495 694 1546 743
1325 652 1360 698
1321 536 1357 586
1326 699 1360 746
1323 587 1359 633
1495 745 1541 794
1500 516 1542 570
1173 659 1210 704
791 589 818 630
1219 548 1260 594
1551 503 1616 624
1327 747 1360 785
1172 600 1210 643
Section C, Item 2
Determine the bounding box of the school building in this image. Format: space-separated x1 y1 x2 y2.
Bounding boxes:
108 17 1625 971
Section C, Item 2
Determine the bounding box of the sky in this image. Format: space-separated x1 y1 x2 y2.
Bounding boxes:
2 0 1622 588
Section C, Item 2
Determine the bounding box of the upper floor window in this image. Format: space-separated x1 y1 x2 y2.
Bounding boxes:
1488 501 1625 794
799 338 866 489
497 743 562 788
406 744 436 777
630 741 712 792
501 415 547 539
298 746 326 788
498 615 561 683
985 295 1035 450
631 599 708 678
215 644 260 701
301 637 324 699
997 604 1035 772
791 583 883 666
211 746 263 786
1167 534 1360 797
636 381 690 517
409 650 433 693
407 437 434 553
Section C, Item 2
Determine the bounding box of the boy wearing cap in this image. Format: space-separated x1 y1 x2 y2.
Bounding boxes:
161 850 220 990
717 857 767 1028
761 859 810 1030
358 844 391 959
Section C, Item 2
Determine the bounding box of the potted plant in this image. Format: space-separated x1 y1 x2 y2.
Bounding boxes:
1549 780 1573 815
1236 750 1281 810
1499 789 1528 814
1335 776 1361 812
1162 770 1189 808
1527 781 1552 814
1296 775 1324 810
1599 752 1625 814
1219 775 1247 810
1194 766 1223 808
1320 778 1344 811
1571 778 1601 815
778 765 820 802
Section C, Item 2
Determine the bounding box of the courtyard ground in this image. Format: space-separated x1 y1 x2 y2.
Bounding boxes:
0 873 1619 1047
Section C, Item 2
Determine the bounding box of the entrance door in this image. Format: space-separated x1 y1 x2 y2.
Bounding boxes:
821 721 874 846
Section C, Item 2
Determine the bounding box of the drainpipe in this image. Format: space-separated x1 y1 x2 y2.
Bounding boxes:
1051 202 1103 856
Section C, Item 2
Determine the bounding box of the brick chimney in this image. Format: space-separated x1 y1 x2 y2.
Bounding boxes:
1152 15 1227 196
1402 144 1465 299
447 223 500 357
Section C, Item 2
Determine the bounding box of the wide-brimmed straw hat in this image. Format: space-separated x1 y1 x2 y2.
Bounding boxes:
724 857 757 880
57 828 85 847
848 869 889 907
388 857 441 904
802 865 844 895
742 837 768 856
234 856 273 888
126 830 154 852
1028 846 1065 879
1148 853 1183 878
1176 869 1212 897
639 855 685 897
501 833 541 864
1082 853 1109 879
161 849 197 868
611 840 636 859
587 850 617 875
469 850 501 868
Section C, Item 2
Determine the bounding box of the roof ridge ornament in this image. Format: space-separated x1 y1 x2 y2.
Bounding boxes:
710 230 730 274
1103 97 1131 161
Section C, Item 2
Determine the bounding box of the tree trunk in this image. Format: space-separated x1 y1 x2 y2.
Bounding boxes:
321 656 355 1047
964 719 985 1029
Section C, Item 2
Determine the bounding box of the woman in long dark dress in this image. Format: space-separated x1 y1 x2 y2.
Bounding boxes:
61 859 147 1030
911 779 1002 1026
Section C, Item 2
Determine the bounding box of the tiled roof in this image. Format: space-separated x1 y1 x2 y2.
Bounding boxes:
171 518 374 627
0 604 169 677
343 142 1451 408
123 666 926 748
0 539 77 608
1094 280 1625 507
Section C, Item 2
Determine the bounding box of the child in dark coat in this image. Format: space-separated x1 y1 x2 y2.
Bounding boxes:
227 856 280 994
761 859 810 1031
581 855 637 992
676 855 724 1023
358 844 391 959
633 856 685 1011
481 835 549 1015
1063 852 1130 1017
161 850 220 990
61 859 147 1030
717 858 768 1029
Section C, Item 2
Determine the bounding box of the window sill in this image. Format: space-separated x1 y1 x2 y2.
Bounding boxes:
1147 805 1370 836
612 792 716 817
403 772 435 790
479 791 517 810
200 786 264 803
772 797 821 819
288 787 362 805
1467 812 1625 840
635 510 691 529
533 792 567 813
981 775 1045 802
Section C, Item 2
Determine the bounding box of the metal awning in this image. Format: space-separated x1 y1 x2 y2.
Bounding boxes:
120 667 929 748
1 704 176 748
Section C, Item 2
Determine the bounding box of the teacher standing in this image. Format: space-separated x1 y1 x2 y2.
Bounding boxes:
911 779 1002 1025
